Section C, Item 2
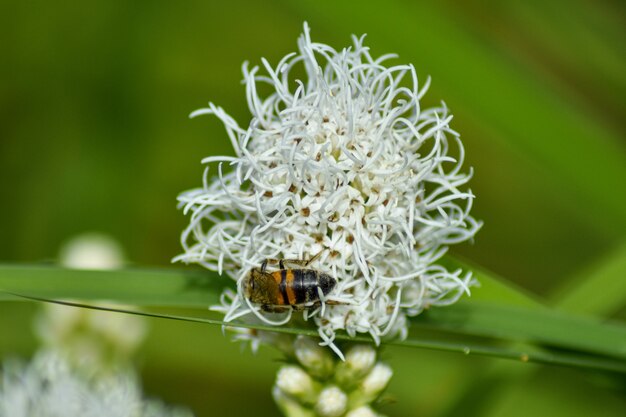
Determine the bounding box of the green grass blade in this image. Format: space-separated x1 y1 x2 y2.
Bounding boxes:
7 293 626 374
1 262 625 370
1 257 537 307
442 256 544 309
0 264 229 307
416 301 626 360
550 241 626 316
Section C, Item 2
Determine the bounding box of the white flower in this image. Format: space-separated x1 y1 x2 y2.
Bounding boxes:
177 23 481 357
0 351 193 417
36 233 147 372
58 233 124 270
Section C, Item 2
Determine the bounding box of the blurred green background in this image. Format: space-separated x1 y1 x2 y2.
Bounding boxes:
1 0 625 416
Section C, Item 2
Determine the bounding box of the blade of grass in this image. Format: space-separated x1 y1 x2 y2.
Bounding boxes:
1 262 625 367
436 243 626 417
550 241 626 316
7 293 626 374
0 264 230 307
416 301 626 360
1 256 539 308
442 256 544 309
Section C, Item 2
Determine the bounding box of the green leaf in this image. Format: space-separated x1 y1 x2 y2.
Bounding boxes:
1 261 625 373
441 256 543 309
0 264 229 307
550 241 626 316
415 301 626 360
7 294 626 374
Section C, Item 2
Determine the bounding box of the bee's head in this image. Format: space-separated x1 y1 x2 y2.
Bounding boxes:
242 269 257 299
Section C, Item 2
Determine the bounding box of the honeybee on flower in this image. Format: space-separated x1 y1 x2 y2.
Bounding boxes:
176 23 481 358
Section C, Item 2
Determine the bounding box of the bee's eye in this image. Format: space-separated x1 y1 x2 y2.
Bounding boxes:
251 279 256 290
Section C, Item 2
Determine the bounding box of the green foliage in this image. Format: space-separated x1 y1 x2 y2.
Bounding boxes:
2 259 625 374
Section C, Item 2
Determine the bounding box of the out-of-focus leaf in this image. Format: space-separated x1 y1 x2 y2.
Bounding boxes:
551 242 626 316
442 256 543 309
415 301 626 360
0 264 229 307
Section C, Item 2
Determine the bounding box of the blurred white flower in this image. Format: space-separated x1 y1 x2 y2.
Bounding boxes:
0 351 193 417
37 233 147 372
59 233 124 270
177 23 481 356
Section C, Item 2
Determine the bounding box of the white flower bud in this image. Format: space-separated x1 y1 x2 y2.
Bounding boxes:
294 336 335 378
361 364 393 397
346 345 376 373
316 386 348 417
335 344 377 388
272 387 316 417
275 366 317 403
346 406 380 417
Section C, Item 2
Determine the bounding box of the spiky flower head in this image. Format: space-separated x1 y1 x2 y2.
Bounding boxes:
177 23 481 356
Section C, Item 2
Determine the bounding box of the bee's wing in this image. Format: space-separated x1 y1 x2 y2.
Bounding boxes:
252 269 280 291
248 269 282 305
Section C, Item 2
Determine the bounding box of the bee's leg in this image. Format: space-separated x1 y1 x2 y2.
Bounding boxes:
261 304 291 313
280 259 307 268
259 258 283 271
303 249 326 267
281 249 328 268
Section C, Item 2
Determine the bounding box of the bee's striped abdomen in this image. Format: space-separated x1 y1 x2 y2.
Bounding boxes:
271 269 295 305
270 269 335 306
294 269 320 304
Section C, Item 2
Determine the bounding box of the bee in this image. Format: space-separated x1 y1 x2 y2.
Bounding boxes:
243 250 336 312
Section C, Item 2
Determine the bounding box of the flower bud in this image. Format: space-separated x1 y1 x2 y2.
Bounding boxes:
316 386 348 417
361 363 393 397
346 406 380 417
349 363 393 408
272 386 316 417
275 365 318 404
335 345 376 388
294 336 335 379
